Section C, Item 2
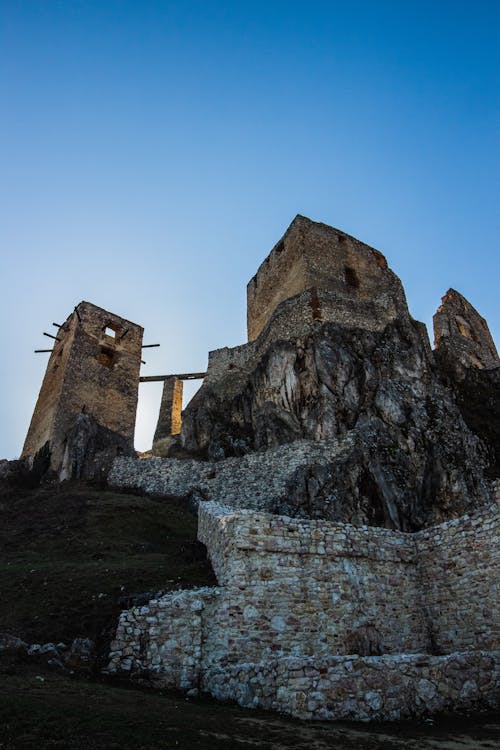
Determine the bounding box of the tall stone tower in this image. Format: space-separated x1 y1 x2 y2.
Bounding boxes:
22 301 144 478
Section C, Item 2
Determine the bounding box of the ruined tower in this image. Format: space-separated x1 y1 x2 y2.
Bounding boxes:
433 288 500 375
151 376 184 454
22 301 143 478
246 214 409 341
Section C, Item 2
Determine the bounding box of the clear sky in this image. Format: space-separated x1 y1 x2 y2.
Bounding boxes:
1 1 498 458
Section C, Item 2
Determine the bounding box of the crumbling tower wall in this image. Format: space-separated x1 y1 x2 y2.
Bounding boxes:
433 288 499 374
22 301 143 478
153 376 183 446
247 215 409 341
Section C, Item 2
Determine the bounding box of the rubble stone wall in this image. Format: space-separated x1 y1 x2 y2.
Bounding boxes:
107 501 499 719
108 588 221 689
416 510 499 652
109 439 350 511
205 651 500 721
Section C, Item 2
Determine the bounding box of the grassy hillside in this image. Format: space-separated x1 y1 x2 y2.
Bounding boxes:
0 479 215 647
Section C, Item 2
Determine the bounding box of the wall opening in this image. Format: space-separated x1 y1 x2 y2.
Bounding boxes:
345 266 360 289
98 346 117 369
104 325 117 339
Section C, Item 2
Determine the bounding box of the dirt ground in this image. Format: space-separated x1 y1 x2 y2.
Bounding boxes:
0 660 498 750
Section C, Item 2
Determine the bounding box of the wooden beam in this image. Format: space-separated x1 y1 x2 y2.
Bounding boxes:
140 372 206 383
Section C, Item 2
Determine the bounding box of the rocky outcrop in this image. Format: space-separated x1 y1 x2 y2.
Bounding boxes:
59 413 135 481
177 313 491 529
154 218 498 530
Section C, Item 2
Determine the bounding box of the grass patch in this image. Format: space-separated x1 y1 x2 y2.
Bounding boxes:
0 480 215 645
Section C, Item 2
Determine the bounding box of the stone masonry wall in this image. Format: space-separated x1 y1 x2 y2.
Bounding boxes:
205 286 413 394
417 510 499 653
108 588 221 689
107 501 499 719
23 301 143 474
246 215 408 342
197 504 428 662
205 651 499 721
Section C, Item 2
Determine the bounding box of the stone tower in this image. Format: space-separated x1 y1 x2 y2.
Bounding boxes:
246 214 408 341
433 288 499 375
22 301 143 478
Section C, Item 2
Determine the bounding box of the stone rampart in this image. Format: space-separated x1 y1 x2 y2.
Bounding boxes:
107 501 499 719
109 439 350 510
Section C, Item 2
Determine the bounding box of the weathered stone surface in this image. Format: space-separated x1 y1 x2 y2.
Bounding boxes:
107 501 500 720
153 377 183 447
59 413 135 481
442 357 500 480
246 215 406 341
171 220 495 528
434 288 499 375
22 301 143 480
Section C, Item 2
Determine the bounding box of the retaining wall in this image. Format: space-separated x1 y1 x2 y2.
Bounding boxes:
107 501 499 719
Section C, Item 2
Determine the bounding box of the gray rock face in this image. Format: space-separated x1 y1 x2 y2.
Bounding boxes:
179 316 491 529
59 413 135 481
108 218 497 532
434 288 499 375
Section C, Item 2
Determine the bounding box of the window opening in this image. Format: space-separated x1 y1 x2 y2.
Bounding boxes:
345 266 360 289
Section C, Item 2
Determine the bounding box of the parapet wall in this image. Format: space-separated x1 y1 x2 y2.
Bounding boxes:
108 500 499 719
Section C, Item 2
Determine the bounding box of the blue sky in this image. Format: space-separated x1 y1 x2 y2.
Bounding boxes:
1 1 499 457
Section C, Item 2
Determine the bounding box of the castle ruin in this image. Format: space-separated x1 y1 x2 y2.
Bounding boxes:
22 301 143 479
22 216 500 721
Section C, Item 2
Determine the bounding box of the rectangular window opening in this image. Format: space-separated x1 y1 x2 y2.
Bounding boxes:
105 326 116 338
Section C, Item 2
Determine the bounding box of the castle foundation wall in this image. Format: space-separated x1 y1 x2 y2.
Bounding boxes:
205 651 499 720
107 501 499 720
